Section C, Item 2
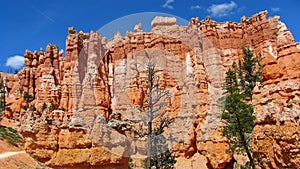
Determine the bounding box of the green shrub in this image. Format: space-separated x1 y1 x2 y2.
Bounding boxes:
22 105 28 110
48 100 55 112
30 105 36 111
42 102 47 111
0 126 23 147
23 92 33 103
58 107 65 111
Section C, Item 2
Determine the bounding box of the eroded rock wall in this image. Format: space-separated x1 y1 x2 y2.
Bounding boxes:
1 11 299 168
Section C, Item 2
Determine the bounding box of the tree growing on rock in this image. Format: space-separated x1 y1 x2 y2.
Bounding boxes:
41 102 47 111
23 91 33 104
221 48 262 169
129 51 176 169
48 100 55 112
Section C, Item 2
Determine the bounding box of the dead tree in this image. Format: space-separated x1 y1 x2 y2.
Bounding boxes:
134 52 175 169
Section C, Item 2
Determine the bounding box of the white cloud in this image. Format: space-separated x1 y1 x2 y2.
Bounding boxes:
271 7 280 12
207 1 237 17
5 55 24 69
163 0 174 10
191 5 201 10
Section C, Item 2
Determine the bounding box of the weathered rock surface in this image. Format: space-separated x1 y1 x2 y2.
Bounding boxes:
0 11 299 168
19 110 128 169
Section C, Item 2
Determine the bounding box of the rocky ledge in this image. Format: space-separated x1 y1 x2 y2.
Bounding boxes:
0 11 299 168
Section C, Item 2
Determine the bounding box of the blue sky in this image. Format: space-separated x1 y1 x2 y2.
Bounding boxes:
0 0 299 72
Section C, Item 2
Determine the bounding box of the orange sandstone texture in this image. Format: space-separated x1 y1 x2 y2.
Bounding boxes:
0 11 299 168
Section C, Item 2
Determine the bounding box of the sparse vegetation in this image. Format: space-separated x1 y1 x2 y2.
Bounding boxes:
146 134 176 169
22 105 28 110
30 105 36 111
221 48 262 169
18 87 24 95
42 102 47 111
0 126 23 147
58 107 65 111
128 157 134 169
23 92 33 111
14 69 19 74
130 52 176 169
48 100 55 112
23 91 33 103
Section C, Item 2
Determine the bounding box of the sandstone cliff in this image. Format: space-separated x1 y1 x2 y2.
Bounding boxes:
0 11 299 169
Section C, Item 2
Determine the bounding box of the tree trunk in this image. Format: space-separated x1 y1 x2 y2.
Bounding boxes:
147 121 152 168
236 114 255 169
147 65 154 169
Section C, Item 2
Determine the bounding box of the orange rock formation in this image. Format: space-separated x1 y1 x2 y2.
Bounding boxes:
0 11 299 168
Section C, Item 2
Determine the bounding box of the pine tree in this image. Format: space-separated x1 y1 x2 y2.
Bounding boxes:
148 127 176 169
241 48 262 99
221 48 262 169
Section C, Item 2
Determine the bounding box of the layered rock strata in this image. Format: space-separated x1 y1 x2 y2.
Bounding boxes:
0 11 299 168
